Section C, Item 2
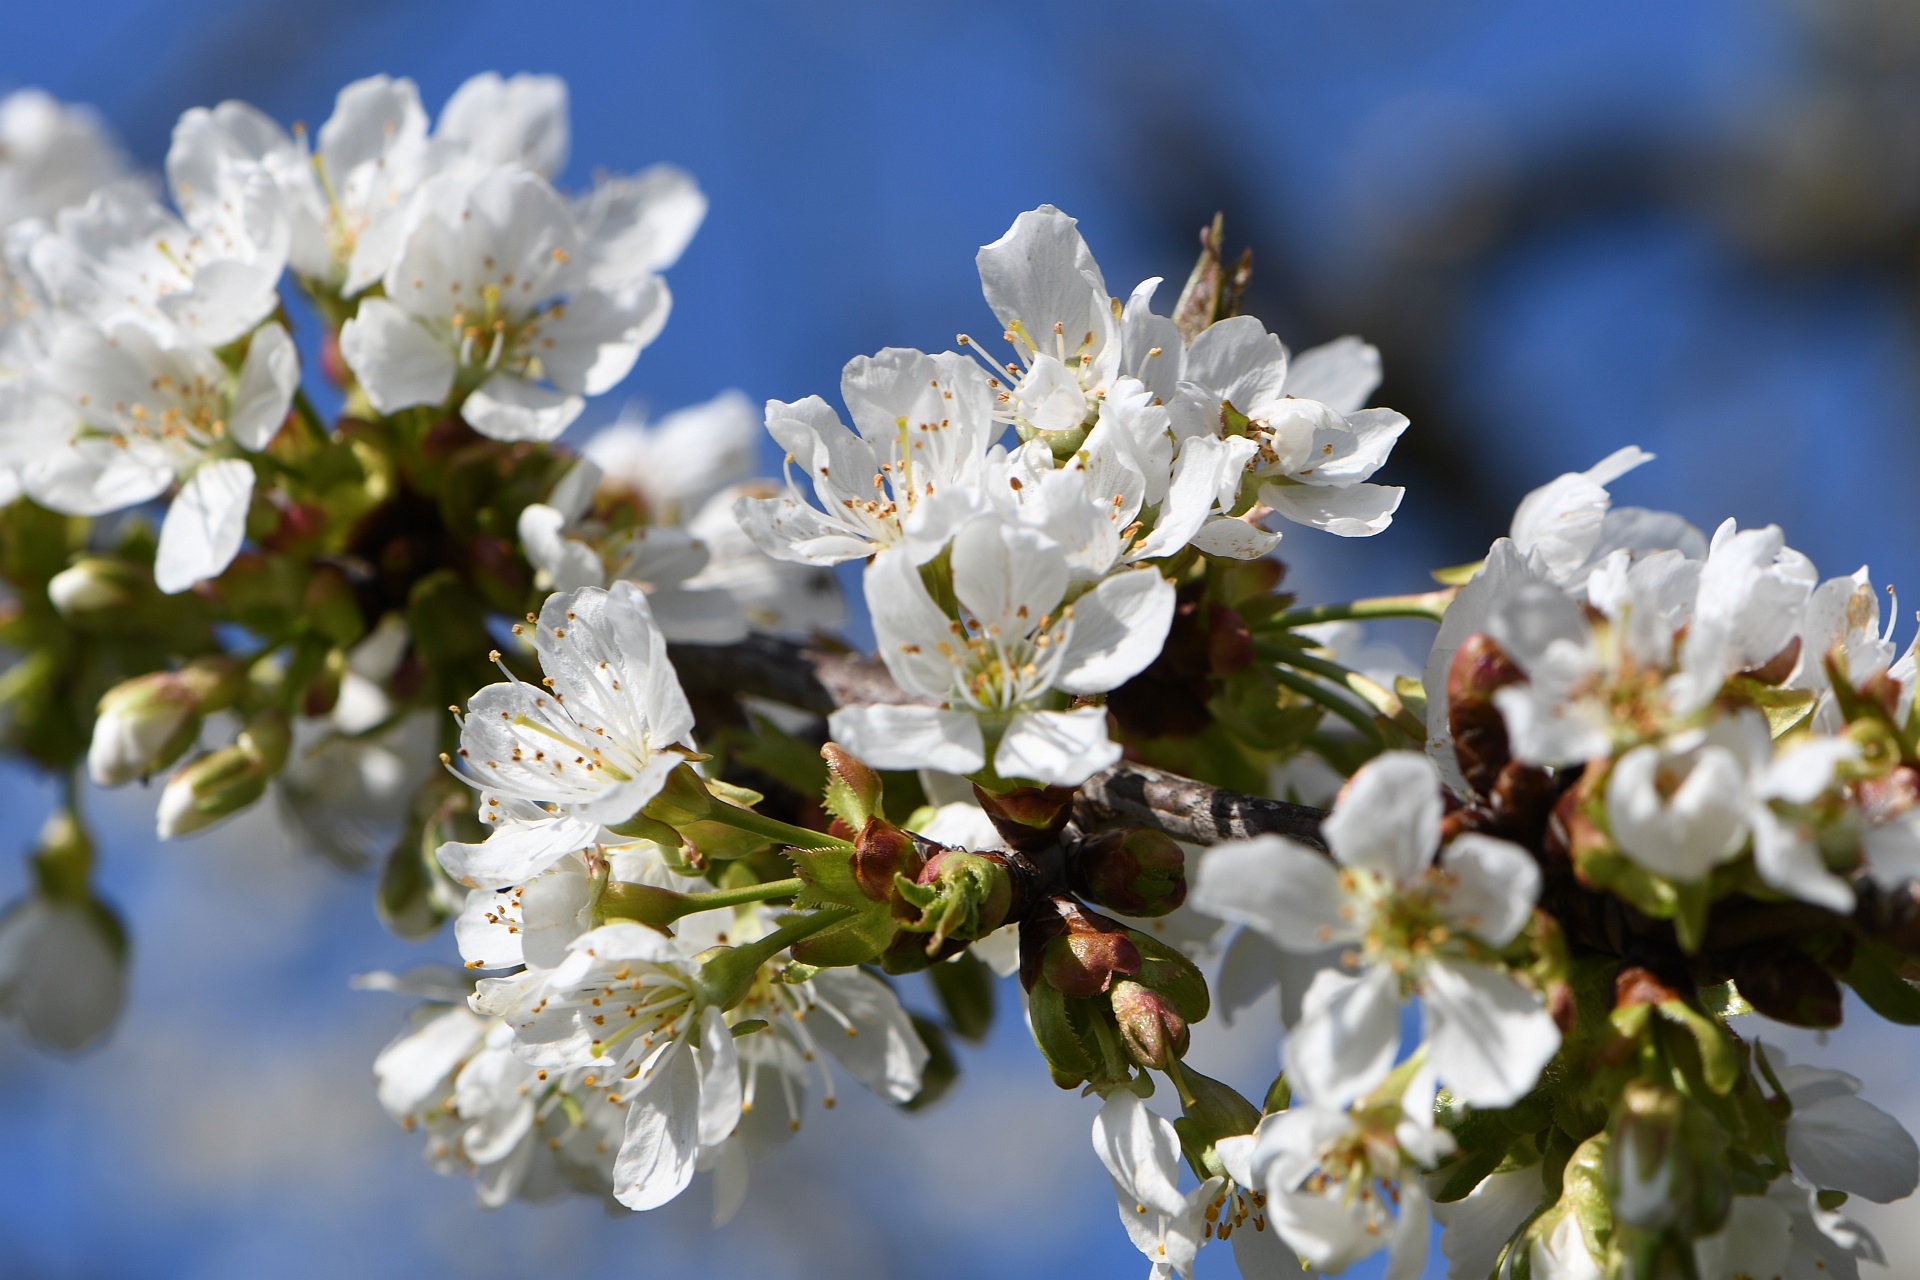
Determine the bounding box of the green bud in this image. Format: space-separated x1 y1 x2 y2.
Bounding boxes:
1070 828 1187 917
302 565 366 647
47 557 143 626
155 711 291 839
1606 1081 1731 1238
894 848 1015 952
29 808 93 903
88 657 245 787
598 882 697 929
972 781 1076 852
641 761 716 827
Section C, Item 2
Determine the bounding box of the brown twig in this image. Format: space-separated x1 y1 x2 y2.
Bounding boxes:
666 637 1328 849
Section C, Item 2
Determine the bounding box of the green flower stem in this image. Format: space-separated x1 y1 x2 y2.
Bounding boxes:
1258 640 1426 742
683 877 805 912
1269 664 1388 749
697 904 857 1011
699 803 852 850
1269 588 1455 629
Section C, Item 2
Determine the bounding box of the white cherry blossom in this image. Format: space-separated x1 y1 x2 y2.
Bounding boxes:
340 164 680 441
736 347 999 566
441 582 696 887
0 891 125 1052
1220 1070 1446 1279
471 921 737 1211
25 316 297 592
829 519 1173 785
1191 751 1560 1108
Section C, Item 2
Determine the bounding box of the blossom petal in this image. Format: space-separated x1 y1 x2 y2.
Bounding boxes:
1188 513 1281 559
1092 1091 1188 1218
1284 336 1382 415
1788 1092 1920 1202
1285 966 1401 1106
993 708 1118 787
1422 958 1561 1108
228 321 299 450
437 812 600 890
463 373 584 443
1437 833 1540 947
1055 568 1175 695
1191 835 1357 955
806 967 929 1104
613 1038 701 1210
1260 480 1403 537
517 503 606 591
696 1005 743 1150
1322 751 1442 881
154 458 254 594
827 704 984 775
339 297 455 413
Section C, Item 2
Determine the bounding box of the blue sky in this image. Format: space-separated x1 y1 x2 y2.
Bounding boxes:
3 2 1919 1277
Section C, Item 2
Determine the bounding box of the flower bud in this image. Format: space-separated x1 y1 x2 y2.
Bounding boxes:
1024 897 1142 996
29 808 92 902
156 711 291 839
894 848 1015 951
1447 632 1524 797
1070 828 1187 917
47 557 142 626
1607 1081 1731 1238
854 817 923 902
1110 979 1187 1070
88 657 244 787
972 782 1076 852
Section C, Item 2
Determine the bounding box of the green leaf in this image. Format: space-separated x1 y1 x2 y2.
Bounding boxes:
1844 940 1920 1025
786 900 897 967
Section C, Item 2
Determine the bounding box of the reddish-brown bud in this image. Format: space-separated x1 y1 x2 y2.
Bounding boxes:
1024 897 1142 996
1070 828 1187 917
1110 979 1188 1069
1448 632 1525 797
973 783 1076 852
853 817 923 903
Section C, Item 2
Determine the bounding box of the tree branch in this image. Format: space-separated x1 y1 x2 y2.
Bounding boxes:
667 637 1328 849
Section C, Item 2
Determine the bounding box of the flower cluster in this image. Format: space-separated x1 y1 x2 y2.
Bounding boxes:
745 205 1409 786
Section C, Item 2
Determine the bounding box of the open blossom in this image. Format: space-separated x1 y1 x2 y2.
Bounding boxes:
1192 751 1560 1108
1218 1067 1448 1279
29 317 297 592
1092 1092 1291 1280
736 347 999 566
1161 312 1408 539
471 921 738 1211
1761 1046 1920 1205
440 582 696 887
340 152 699 441
371 980 629 1209
972 205 1124 443
516 391 841 642
829 518 1173 785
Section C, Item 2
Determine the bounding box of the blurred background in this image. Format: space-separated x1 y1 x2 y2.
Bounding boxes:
5 0 1920 1276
